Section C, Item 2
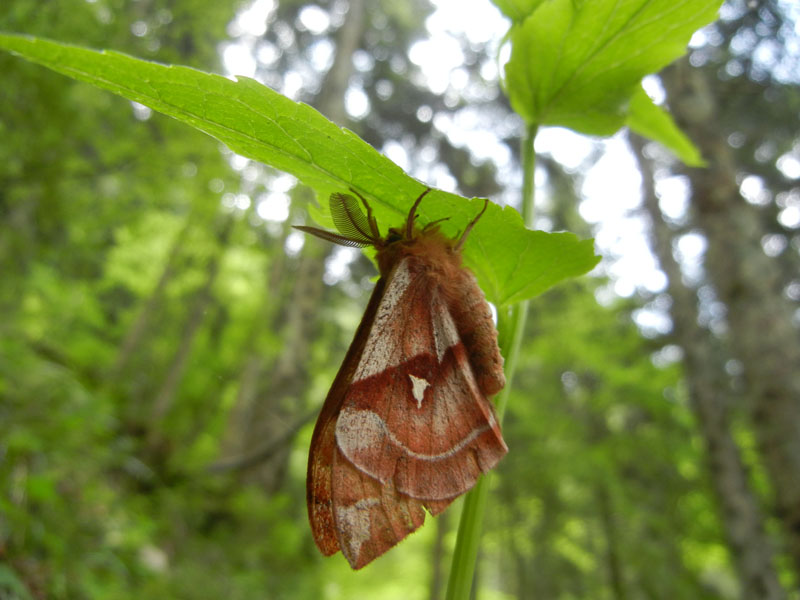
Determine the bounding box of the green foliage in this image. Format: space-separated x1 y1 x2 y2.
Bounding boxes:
492 0 546 23
627 86 706 166
502 0 720 164
0 1 760 599
497 282 735 597
444 1 719 591
0 33 599 307
0 563 34 600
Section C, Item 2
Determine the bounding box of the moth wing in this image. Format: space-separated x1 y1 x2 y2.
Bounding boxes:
448 267 506 396
331 445 425 569
307 415 341 556
422 497 456 516
335 256 508 504
307 278 388 557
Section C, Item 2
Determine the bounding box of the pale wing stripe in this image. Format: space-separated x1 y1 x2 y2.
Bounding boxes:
353 260 414 382
335 497 380 560
337 408 491 462
430 286 459 362
354 258 459 383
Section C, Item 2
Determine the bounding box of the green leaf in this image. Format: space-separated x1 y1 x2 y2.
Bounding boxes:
504 0 722 135
0 564 35 600
465 204 598 306
627 86 706 167
0 33 599 306
491 0 546 23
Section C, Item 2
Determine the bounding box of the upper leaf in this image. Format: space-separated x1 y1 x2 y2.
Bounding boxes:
503 0 721 138
0 33 599 307
492 0 547 23
627 86 705 166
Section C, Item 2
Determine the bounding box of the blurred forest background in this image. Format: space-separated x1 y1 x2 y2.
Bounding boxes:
1 0 800 599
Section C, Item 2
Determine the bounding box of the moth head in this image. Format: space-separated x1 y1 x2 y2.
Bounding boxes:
295 187 488 254
294 190 381 248
399 188 489 253
384 227 405 245
294 188 429 249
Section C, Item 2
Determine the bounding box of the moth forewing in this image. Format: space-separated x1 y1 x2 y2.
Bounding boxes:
300 188 507 569
334 258 507 501
306 277 388 556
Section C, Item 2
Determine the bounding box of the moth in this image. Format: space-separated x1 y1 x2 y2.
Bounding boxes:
296 187 507 569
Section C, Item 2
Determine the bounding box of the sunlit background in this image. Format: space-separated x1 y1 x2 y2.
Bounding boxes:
2 0 800 598
216 0 799 334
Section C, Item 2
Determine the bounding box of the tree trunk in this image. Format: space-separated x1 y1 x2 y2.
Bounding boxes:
596 483 628 600
237 238 326 490
217 219 292 472
107 216 193 381
631 130 787 599
220 0 368 490
145 215 234 452
318 0 366 124
661 58 800 579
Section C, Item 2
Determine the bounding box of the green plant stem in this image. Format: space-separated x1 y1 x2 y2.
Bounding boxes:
445 123 538 599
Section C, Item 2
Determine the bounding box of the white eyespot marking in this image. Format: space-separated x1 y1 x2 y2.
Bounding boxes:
408 374 430 409
336 498 380 560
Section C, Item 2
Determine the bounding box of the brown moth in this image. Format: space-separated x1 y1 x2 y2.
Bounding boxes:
296 188 507 569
